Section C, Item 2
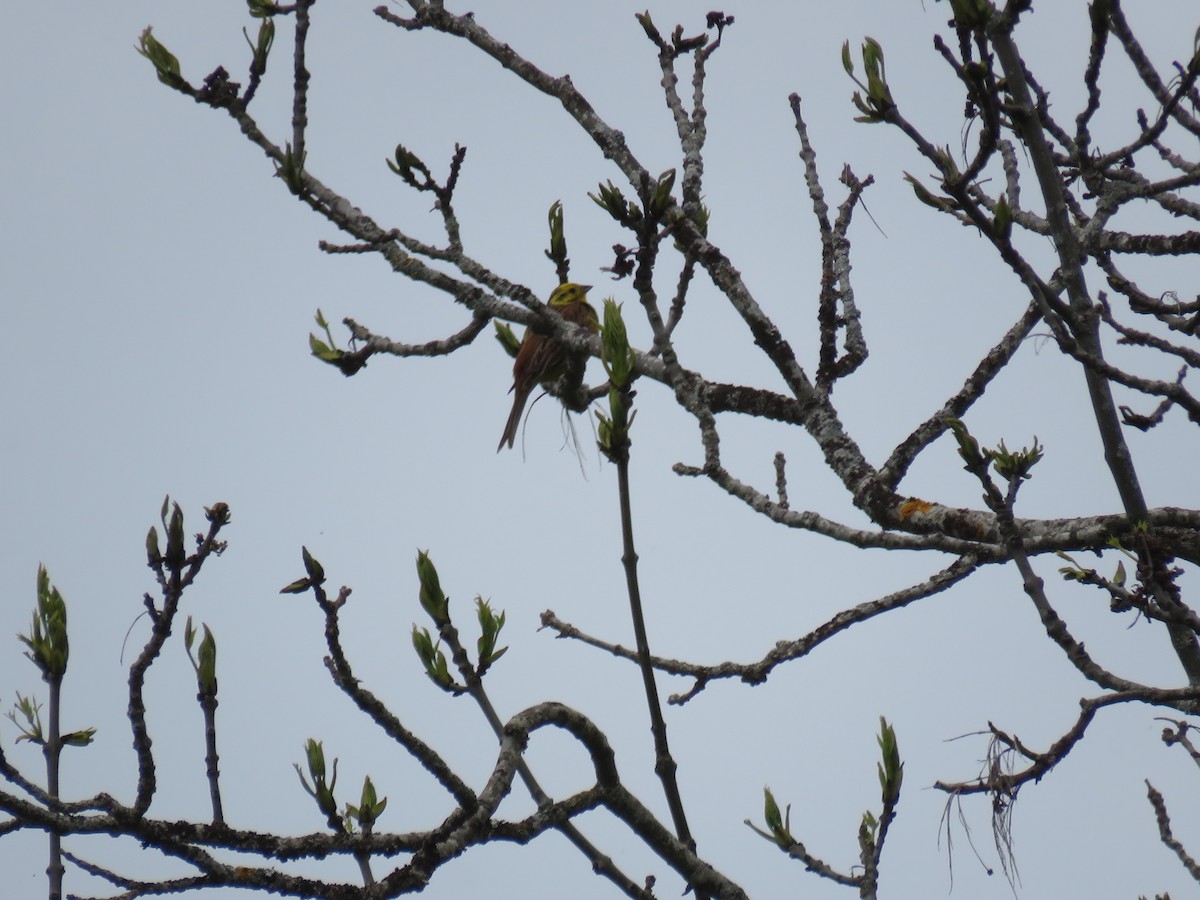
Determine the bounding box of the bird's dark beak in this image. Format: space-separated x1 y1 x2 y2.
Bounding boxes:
581 284 593 293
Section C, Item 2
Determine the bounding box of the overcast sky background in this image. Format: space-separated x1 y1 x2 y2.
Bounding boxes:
3 2 1199 898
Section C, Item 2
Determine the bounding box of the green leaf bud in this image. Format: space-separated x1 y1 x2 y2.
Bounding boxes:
600 300 634 388
301 546 326 586
494 321 521 358
146 526 163 569
197 624 217 694
416 550 448 625
61 727 97 747
164 502 186 570
136 27 185 89
545 200 567 266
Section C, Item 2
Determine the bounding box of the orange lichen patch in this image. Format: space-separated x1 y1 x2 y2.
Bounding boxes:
898 498 935 520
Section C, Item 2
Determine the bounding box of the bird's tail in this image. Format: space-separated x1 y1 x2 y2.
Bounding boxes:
497 386 529 452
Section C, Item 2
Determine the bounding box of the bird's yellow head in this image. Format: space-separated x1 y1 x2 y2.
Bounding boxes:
548 282 592 307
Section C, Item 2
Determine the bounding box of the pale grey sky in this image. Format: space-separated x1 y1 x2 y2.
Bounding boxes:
2 2 1198 898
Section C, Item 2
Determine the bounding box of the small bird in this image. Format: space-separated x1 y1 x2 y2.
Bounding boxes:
498 282 599 452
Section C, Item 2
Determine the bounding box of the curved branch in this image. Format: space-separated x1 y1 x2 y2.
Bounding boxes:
936 688 1200 797
313 584 479 810
541 555 980 705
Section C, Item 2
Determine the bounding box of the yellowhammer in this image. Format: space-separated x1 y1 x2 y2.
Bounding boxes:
497 282 599 452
